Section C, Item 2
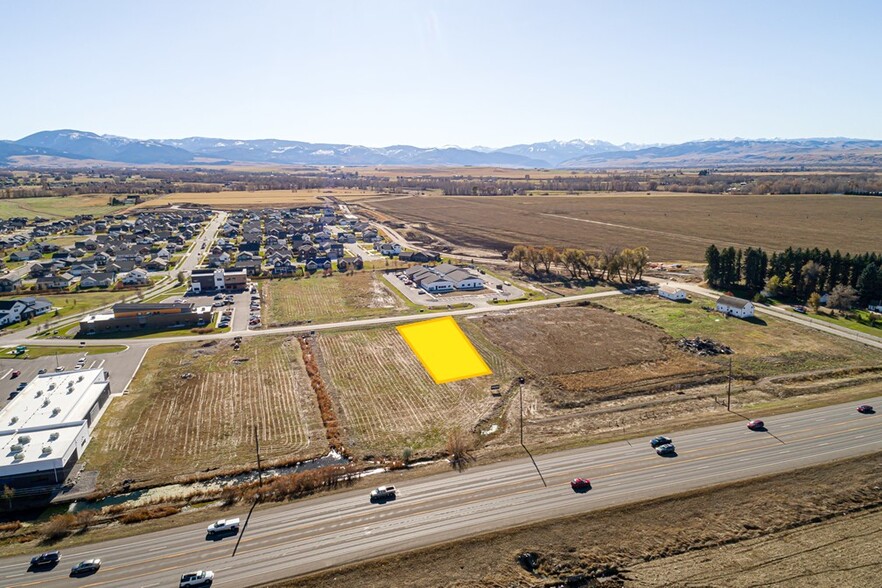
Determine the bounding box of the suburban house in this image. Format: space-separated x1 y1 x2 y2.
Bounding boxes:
398 251 441 264
35 273 75 291
121 268 150 286
9 250 40 262
658 285 688 301
715 295 755 318
0 297 52 327
79 302 213 335
0 276 22 292
80 272 115 289
377 242 401 256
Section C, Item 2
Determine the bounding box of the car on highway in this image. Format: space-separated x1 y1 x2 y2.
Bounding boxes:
206 518 240 535
30 551 60 567
180 570 214 587
70 558 101 575
656 443 676 456
570 478 592 491
650 435 672 448
857 404 875 414
370 485 397 501
747 419 765 430
10 370 20 379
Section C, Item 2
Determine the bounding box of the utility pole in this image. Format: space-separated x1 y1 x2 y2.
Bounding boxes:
727 356 732 411
518 376 525 446
254 425 263 489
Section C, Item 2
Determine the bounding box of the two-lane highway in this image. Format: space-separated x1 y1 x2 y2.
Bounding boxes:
2 396 879 587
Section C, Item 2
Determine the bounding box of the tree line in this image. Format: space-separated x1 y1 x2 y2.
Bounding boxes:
705 244 882 308
508 245 650 282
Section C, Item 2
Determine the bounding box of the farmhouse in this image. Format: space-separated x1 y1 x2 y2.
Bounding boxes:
716 295 755 318
658 284 687 301
80 302 213 335
0 368 111 493
0 297 52 327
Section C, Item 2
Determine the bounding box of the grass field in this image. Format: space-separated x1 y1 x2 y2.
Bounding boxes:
0 194 123 219
596 295 882 378
261 271 407 326
84 336 327 490
137 188 383 209
316 324 515 456
0 344 126 359
368 192 882 261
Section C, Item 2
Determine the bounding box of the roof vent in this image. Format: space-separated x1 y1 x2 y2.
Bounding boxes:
12 453 24 462
41 445 52 455
49 432 59 441
48 383 56 390
42 399 50 408
77 375 84 382
51 407 61 416
35 390 43 398
10 444 22 453
18 435 31 444
9 416 18 425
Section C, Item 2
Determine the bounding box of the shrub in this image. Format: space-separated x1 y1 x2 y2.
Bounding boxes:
446 428 476 472
119 505 181 524
0 521 22 533
43 513 77 540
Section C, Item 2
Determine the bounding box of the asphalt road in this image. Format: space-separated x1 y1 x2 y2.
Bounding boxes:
2 395 879 588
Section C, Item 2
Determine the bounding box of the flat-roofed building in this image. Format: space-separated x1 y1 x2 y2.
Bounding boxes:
80 302 212 335
0 369 111 493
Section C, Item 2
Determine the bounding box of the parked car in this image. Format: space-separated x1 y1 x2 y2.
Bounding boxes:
656 443 676 456
16 382 27 391
55 366 65 372
206 518 240 535
10 370 20 379
747 419 765 430
792 305 807 314
37 368 47 374
30 551 60 567
650 435 672 448
180 570 214 587
570 478 592 491
857 404 875 414
70 558 101 575
370 485 397 501
213 294 224 300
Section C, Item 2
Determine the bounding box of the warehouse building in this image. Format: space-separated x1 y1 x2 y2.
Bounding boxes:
0 369 111 493
79 302 213 335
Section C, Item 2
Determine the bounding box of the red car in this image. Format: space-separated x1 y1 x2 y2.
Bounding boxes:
747 419 765 430
10 370 20 379
570 478 592 491
857 404 874 414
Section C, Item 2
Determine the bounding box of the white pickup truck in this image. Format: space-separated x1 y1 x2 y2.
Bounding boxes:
370 485 397 501
180 570 214 587
205 518 240 535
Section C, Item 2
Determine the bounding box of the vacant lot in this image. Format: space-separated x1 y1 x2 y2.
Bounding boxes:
274 453 882 588
596 295 882 378
84 336 326 489
316 325 515 456
368 193 882 261
0 194 123 219
261 271 406 327
138 188 382 209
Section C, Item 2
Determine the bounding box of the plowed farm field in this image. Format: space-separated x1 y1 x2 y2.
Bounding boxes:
316 325 516 456
261 271 407 326
85 336 327 490
367 193 882 261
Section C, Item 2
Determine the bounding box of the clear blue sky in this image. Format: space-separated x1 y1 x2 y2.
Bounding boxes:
2 0 881 147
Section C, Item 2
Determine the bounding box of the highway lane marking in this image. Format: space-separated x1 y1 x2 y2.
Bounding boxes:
7 418 881 587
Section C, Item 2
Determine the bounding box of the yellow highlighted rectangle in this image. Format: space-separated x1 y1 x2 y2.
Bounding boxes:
397 316 492 384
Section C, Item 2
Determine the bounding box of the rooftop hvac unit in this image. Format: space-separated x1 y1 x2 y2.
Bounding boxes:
42 399 50 408
9 416 18 424
12 453 24 462
78 375 84 382
48 383 56 390
35 390 42 397
9 444 22 453
18 435 31 444
51 407 61 416
49 432 59 441
41 445 52 455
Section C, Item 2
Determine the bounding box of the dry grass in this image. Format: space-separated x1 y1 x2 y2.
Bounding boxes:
137 188 382 209
368 192 882 261
83 337 327 490
316 325 516 457
261 271 406 327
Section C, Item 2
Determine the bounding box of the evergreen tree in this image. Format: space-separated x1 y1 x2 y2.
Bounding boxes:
704 244 720 287
856 263 881 305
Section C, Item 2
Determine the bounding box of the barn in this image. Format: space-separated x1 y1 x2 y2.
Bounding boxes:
715 295 755 318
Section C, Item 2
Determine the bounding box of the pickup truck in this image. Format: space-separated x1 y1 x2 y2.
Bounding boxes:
180 570 214 587
206 518 240 535
370 485 397 501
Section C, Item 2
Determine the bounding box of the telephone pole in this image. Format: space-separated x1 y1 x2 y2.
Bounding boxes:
254 425 263 489
727 356 732 411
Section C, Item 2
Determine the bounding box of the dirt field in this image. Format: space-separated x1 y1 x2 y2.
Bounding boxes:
315 324 516 457
366 192 882 261
84 336 327 490
137 188 382 209
261 271 407 327
268 452 882 588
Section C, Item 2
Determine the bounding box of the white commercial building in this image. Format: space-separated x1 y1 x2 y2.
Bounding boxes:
0 368 111 493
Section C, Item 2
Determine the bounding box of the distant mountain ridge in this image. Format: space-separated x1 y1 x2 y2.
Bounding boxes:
3 130 882 168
